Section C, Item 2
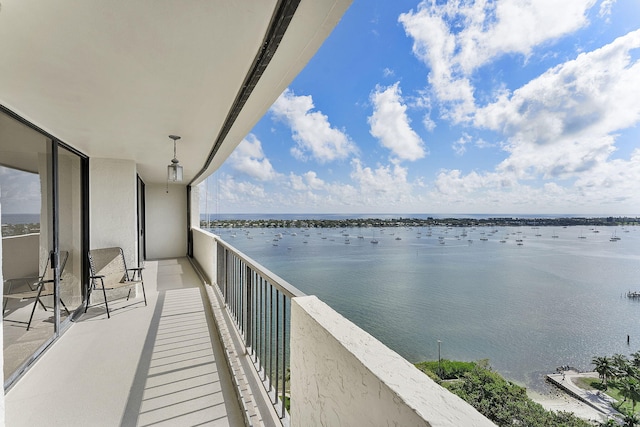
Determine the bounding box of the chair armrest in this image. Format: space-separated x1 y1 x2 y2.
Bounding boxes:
90 275 105 279
126 268 143 281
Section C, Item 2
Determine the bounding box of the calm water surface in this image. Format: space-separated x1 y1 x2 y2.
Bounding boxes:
211 224 640 392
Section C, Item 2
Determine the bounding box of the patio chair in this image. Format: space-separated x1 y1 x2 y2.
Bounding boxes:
86 247 146 318
3 251 70 331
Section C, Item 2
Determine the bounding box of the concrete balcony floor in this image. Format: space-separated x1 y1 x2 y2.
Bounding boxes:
5 258 245 426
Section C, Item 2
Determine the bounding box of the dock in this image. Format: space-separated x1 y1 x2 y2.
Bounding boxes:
546 370 619 420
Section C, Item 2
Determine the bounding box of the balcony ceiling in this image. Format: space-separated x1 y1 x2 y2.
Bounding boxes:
0 0 350 185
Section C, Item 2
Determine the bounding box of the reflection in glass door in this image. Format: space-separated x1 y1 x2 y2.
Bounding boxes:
1 110 55 384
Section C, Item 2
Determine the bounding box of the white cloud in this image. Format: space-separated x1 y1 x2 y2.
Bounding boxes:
288 171 326 191
217 175 268 207
351 159 411 200
574 149 640 203
399 0 596 122
452 133 471 156
212 158 428 214
303 171 325 190
228 134 280 181
411 90 437 131
429 29 640 213
270 89 357 163
475 29 640 179
0 166 41 214
598 0 616 18
368 83 427 161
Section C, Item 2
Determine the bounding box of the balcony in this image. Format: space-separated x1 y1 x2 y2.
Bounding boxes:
6 228 492 426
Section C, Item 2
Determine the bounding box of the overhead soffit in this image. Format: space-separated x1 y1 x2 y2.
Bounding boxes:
0 0 352 185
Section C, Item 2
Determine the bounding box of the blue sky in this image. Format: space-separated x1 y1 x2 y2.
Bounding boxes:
210 0 637 215
2 1 638 217
201 0 640 215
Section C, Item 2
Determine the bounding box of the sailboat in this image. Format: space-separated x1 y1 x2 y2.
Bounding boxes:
370 229 379 244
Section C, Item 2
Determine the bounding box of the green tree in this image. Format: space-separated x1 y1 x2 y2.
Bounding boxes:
631 351 640 369
622 408 640 427
593 356 614 389
442 364 589 427
613 353 631 379
624 378 640 411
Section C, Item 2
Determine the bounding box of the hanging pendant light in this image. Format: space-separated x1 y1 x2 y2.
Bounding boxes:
167 135 183 182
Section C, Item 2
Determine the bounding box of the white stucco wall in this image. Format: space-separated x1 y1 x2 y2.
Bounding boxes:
191 227 217 285
144 184 187 259
291 296 495 427
1 234 39 280
89 158 138 267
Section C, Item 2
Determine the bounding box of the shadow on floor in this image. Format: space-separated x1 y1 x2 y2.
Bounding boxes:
120 259 244 426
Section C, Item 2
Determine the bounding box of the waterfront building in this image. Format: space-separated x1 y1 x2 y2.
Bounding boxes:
0 2 493 425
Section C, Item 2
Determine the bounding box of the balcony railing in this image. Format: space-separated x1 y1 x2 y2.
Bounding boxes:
192 227 495 427
215 237 302 421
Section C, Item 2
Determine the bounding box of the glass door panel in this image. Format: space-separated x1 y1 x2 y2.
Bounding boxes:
1 110 55 384
57 145 83 318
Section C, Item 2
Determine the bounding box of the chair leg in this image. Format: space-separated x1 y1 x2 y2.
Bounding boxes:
85 283 93 313
141 283 147 306
26 298 40 331
27 285 47 331
60 298 70 316
101 282 110 319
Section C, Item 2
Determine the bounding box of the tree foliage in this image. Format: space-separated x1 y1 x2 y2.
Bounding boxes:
417 361 590 427
415 359 477 380
593 356 614 389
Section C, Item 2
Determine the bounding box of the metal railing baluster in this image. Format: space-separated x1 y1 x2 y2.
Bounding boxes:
212 236 304 421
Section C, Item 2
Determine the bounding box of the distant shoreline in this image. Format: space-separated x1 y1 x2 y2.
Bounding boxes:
201 216 639 229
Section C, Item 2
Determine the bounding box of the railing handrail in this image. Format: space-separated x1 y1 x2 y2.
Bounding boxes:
211 231 306 299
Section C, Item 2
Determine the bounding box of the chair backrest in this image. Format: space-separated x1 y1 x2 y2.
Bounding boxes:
89 247 127 284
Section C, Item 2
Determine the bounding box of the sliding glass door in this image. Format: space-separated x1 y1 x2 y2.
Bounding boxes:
1 110 55 384
1 108 87 388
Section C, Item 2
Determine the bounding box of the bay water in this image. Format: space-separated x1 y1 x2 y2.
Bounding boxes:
210 223 640 392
